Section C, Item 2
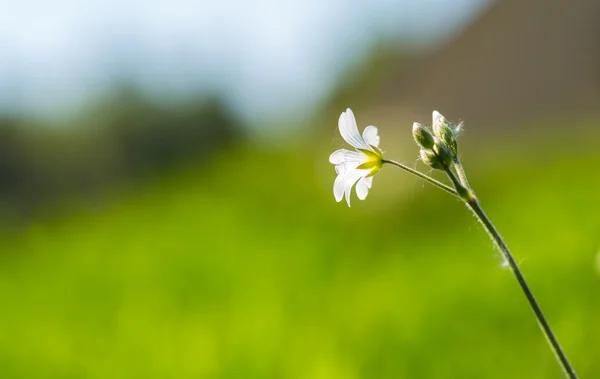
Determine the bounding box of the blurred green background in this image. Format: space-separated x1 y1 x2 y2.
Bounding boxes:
1 0 600 378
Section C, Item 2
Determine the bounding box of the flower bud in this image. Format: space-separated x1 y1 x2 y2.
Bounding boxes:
433 110 454 140
433 111 459 158
433 138 453 167
420 149 443 170
412 122 435 149
432 111 451 136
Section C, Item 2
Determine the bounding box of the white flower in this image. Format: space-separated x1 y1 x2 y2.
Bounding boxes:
329 108 384 206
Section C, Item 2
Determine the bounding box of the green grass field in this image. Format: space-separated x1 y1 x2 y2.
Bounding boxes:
0 136 598 378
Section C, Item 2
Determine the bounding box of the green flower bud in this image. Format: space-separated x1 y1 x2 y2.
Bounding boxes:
432 111 452 138
433 139 453 167
420 149 443 170
412 122 435 149
432 111 457 155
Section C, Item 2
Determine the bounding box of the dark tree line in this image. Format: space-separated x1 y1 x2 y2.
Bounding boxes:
0 89 241 223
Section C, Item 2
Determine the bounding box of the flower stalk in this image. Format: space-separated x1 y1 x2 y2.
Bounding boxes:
429 112 578 379
382 159 458 197
330 108 579 378
443 164 578 379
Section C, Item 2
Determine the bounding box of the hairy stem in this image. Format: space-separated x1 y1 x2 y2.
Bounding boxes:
382 159 458 198
444 167 578 379
453 157 471 190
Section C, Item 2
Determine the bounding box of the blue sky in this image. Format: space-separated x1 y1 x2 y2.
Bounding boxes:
0 0 490 123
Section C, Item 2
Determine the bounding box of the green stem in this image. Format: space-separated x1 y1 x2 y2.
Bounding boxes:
453 157 471 190
382 159 458 198
443 167 578 379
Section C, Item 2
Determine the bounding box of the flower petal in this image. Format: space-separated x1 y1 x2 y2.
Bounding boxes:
363 176 373 189
333 168 363 206
335 160 361 176
329 149 365 165
339 109 368 149
346 170 364 206
329 149 347 164
333 173 346 202
344 183 353 206
334 169 359 202
362 125 380 148
355 176 370 200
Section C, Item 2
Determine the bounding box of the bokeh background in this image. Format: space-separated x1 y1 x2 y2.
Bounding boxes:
1 0 599 377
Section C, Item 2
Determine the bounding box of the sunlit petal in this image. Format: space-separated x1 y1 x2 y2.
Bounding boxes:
362 125 380 147
335 160 360 176
344 184 352 206
339 109 368 149
341 150 366 163
338 170 362 206
355 177 370 200
329 149 350 164
334 168 361 203
333 173 347 202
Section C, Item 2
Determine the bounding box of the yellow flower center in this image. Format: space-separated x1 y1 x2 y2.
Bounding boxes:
356 146 384 177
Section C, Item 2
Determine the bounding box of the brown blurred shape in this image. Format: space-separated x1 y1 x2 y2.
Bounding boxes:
383 0 600 128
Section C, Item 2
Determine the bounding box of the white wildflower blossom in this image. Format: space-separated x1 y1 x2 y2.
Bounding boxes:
329 108 384 206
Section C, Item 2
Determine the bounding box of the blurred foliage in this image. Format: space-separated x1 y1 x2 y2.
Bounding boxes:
0 125 598 377
0 89 240 223
100 88 239 177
